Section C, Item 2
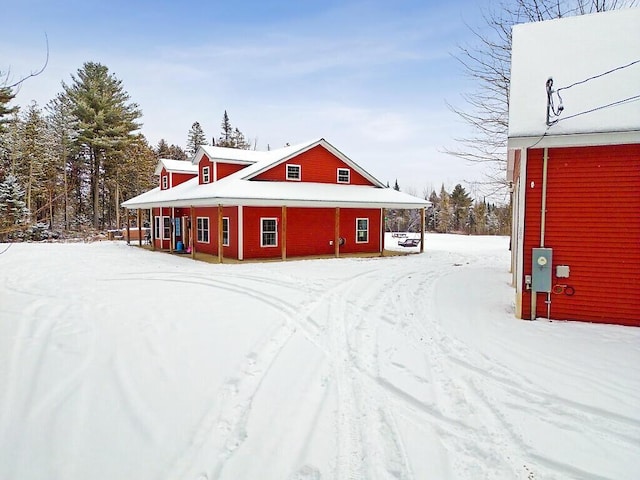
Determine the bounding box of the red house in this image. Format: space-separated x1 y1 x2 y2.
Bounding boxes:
507 9 640 326
123 138 429 261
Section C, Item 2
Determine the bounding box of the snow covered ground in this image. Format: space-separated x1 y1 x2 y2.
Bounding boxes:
0 234 638 480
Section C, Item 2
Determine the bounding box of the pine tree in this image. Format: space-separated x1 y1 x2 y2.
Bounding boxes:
156 138 169 157
231 127 250 150
16 102 53 218
0 175 29 240
112 135 157 228
216 111 250 149
437 184 452 233
426 190 439 231
46 93 78 230
472 200 488 234
62 62 142 228
218 110 233 147
450 184 473 232
186 121 207 156
0 81 17 134
393 179 400 191
156 139 188 160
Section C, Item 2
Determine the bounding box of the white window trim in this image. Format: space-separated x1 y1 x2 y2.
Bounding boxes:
356 217 369 243
286 164 301 181
154 216 160 240
222 217 230 246
162 175 168 189
202 166 211 184
196 217 210 244
337 168 350 184
162 216 171 239
260 217 278 247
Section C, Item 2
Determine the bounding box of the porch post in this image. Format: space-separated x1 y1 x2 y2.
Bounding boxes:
238 206 244 261
126 210 131 245
218 204 224 264
137 209 142 246
150 209 156 251
281 206 287 261
420 207 425 253
334 207 340 258
190 206 196 260
170 207 175 253
381 208 386 256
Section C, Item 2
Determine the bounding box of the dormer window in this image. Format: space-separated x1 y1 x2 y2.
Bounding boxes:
286 164 301 181
202 166 211 184
337 168 350 184
162 175 168 189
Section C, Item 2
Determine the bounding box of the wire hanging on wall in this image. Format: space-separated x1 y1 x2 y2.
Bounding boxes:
545 59 640 126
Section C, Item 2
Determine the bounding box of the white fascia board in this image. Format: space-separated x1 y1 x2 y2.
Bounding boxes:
122 196 430 210
508 130 640 150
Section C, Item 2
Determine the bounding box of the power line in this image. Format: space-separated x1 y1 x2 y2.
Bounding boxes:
546 59 640 126
557 59 640 93
557 93 640 123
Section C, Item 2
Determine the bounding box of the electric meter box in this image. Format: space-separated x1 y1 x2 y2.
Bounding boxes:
532 248 553 292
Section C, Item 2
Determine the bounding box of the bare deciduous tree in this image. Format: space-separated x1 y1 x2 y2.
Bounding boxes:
447 0 637 195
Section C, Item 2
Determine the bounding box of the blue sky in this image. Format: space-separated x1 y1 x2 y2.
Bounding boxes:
2 0 500 200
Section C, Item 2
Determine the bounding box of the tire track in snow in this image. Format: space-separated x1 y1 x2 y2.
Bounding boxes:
365 260 525 478
158 269 337 480
402 261 623 479
447 352 640 447
165 320 297 479
114 273 327 354
312 265 417 480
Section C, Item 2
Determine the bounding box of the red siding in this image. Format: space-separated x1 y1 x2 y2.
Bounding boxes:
222 206 239 259
199 155 213 185
242 207 382 259
172 172 197 186
217 162 247 180
192 206 239 258
160 168 169 190
522 144 640 326
337 208 381 254
252 145 375 185
243 207 283 259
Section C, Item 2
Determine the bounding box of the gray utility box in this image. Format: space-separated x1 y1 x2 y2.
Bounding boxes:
532 248 553 292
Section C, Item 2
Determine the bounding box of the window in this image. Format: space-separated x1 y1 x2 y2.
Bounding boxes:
286 164 301 181
222 217 229 246
197 217 209 243
163 217 171 239
261 218 277 247
337 168 350 184
162 175 168 189
202 166 210 184
356 218 369 243
154 216 160 239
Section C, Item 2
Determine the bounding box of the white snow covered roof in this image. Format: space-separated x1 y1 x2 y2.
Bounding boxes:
123 139 429 210
154 158 198 176
508 8 640 147
192 139 384 187
194 145 261 165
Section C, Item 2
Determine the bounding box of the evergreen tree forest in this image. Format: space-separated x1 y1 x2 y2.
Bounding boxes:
1 61 509 241
387 183 511 236
0 62 250 240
